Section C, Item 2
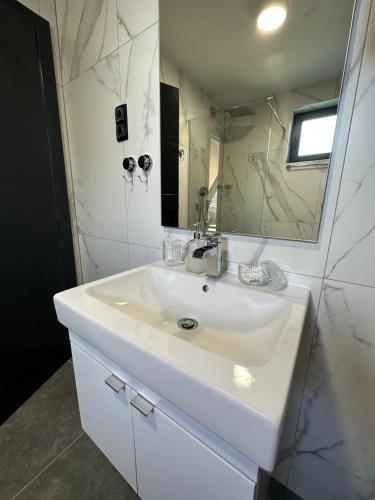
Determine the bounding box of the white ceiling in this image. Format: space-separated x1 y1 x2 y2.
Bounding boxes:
160 0 355 107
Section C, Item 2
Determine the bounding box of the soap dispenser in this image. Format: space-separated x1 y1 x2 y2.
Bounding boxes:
185 223 207 274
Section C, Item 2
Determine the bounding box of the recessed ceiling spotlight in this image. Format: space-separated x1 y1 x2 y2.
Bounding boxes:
257 1 288 33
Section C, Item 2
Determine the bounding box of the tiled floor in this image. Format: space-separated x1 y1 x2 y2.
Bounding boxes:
0 362 136 500
0 361 301 500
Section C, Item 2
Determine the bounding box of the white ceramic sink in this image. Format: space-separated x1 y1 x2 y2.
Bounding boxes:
54 262 309 471
87 265 291 367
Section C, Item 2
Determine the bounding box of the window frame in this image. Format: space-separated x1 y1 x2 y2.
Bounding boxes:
288 104 338 164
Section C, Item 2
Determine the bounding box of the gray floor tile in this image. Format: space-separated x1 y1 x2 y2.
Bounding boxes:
16 433 138 500
0 362 82 499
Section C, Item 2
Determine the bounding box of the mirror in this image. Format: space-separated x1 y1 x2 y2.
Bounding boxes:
159 0 355 241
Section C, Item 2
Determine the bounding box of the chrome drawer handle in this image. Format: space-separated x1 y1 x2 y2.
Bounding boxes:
131 394 155 417
105 374 126 393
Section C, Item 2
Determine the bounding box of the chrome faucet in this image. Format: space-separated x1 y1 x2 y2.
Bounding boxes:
192 233 227 278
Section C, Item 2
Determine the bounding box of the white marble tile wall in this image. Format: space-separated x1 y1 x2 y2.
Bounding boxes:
288 2 375 498
117 0 158 46
289 281 375 500
79 234 129 283
271 273 323 484
64 52 125 242
220 154 264 234
119 23 162 249
54 0 161 284
260 150 327 241
325 3 375 289
56 0 118 85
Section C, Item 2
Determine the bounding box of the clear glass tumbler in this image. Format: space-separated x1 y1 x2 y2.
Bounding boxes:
163 239 186 266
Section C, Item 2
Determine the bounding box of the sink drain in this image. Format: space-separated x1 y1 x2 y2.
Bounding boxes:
177 318 198 331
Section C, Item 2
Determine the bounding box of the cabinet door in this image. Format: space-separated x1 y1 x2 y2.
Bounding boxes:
132 397 255 500
71 343 137 490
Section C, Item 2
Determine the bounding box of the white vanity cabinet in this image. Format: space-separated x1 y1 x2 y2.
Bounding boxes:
133 404 255 500
70 338 257 500
71 343 137 490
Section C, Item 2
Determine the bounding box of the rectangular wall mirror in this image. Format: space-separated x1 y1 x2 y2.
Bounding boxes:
159 0 356 242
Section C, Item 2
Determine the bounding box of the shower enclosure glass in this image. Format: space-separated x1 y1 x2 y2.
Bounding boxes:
186 99 287 236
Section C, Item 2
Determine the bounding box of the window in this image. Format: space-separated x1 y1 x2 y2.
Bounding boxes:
288 104 338 163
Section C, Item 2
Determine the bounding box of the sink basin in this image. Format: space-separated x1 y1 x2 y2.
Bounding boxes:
54 262 309 471
86 265 292 367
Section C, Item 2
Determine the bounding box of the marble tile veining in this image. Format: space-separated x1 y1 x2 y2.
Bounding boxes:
119 23 163 249
79 234 129 283
219 155 248 233
272 274 323 485
215 76 340 241
64 51 126 243
325 3 375 287
289 280 375 500
255 150 321 228
56 0 118 85
117 0 158 46
219 153 264 234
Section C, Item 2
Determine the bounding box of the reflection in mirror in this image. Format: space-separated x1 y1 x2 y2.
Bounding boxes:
160 0 356 242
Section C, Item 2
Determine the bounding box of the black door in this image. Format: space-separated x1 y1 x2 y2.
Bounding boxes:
0 0 76 423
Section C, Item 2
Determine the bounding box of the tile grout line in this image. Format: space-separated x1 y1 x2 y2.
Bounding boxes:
283 5 374 481
321 0 373 282
323 276 375 290
285 281 324 488
79 232 162 251
116 0 130 268
61 20 159 89
53 0 84 284
10 432 84 500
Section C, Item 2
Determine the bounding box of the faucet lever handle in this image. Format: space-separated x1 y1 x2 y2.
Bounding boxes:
205 232 221 244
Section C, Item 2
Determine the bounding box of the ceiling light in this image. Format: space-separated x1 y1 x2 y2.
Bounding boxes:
257 2 288 32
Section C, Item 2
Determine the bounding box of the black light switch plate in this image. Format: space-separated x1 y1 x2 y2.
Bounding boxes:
115 104 128 141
